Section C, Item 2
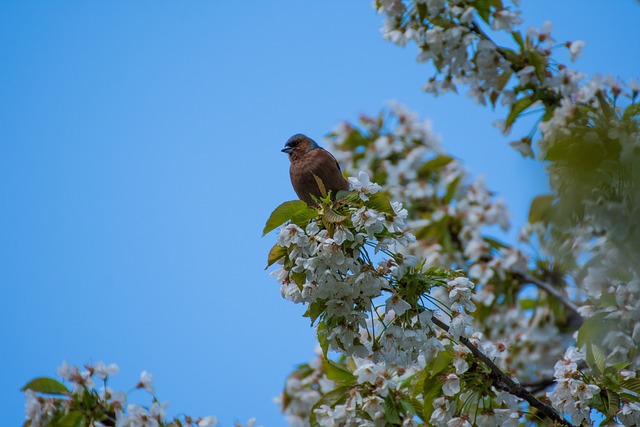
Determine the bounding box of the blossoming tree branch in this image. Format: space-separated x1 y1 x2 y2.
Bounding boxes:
22 1 639 426
270 0 639 425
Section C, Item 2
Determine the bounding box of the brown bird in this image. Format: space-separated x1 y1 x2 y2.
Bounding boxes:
282 134 350 205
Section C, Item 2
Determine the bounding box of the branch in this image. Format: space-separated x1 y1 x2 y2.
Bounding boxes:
469 21 493 43
513 271 582 324
521 376 557 395
431 316 571 426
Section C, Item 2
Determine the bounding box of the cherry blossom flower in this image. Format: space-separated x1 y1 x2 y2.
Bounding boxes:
137 370 154 394
567 40 586 62
348 171 381 201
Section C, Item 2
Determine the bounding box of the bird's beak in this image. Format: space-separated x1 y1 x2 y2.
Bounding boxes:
281 146 293 154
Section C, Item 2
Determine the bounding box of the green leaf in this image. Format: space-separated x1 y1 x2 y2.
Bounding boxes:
519 298 537 310
622 103 640 121
528 194 555 224
621 378 640 395
596 91 614 120
428 349 454 376
50 411 84 427
442 175 461 204
335 190 352 200
364 192 394 215
291 270 306 286
398 398 416 416
543 136 575 162
498 47 521 66
496 69 513 92
542 105 556 122
527 49 548 80
304 299 327 325
408 397 425 421
312 174 328 198
607 389 621 416
586 343 606 375
483 236 509 250
489 90 500 108
421 378 444 421
265 244 287 269
411 368 429 398
317 321 329 357
262 200 316 236
505 96 534 129
512 31 524 49
322 359 356 385
613 361 631 371
619 392 640 402
418 155 454 177
474 0 491 23
347 357 357 372
309 386 351 427
323 209 348 224
577 312 610 348
383 395 402 425
21 377 69 395
423 266 451 279
338 129 368 150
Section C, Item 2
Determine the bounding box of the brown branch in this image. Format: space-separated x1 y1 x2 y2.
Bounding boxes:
512 271 582 326
431 316 571 426
521 376 558 395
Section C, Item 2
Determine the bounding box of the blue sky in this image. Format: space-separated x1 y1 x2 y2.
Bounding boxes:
1 1 638 426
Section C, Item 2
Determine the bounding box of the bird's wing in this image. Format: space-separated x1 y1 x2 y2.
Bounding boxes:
320 147 342 171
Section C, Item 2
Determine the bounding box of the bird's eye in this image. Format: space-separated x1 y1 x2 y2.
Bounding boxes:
285 134 306 149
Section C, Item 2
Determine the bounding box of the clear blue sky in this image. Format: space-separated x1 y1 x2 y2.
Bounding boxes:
1 1 638 425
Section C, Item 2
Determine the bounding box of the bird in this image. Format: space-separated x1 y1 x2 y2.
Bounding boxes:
281 133 350 206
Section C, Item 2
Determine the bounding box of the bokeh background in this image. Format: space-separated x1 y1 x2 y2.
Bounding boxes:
1 1 638 425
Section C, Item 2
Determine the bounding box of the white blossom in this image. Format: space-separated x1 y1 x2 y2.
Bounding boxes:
442 373 460 396
568 40 586 62
197 416 218 427
94 361 119 380
137 371 154 394
348 171 382 201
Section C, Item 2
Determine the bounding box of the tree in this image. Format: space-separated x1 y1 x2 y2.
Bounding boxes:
272 1 640 426
22 1 640 426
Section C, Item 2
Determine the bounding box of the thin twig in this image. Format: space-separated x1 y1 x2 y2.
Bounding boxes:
431 316 571 426
513 271 582 323
522 377 557 395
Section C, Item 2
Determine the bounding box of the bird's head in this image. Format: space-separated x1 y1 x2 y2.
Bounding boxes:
281 134 319 161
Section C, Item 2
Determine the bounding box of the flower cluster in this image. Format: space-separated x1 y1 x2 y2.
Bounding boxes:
531 88 640 386
327 103 567 383
277 350 422 427
376 0 516 108
267 166 579 425
23 361 249 427
273 96 640 425
373 0 639 163
312 357 420 427
547 348 600 426
276 340 525 427
269 179 461 366
274 347 335 427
